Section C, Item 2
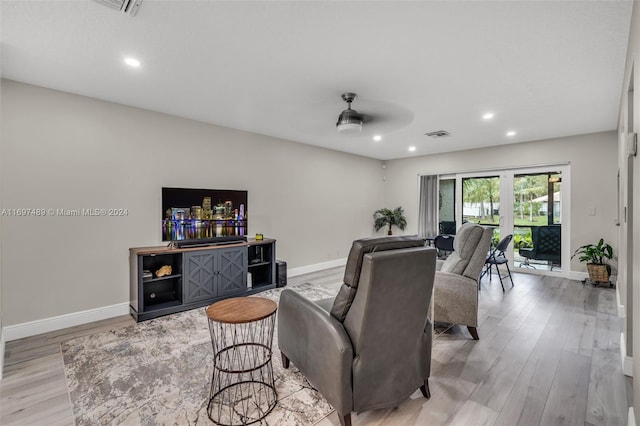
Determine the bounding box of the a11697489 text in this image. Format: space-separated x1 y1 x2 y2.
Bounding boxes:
1 208 129 217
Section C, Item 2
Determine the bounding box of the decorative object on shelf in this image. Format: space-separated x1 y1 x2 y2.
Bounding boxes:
143 270 153 280
256 233 264 241
155 265 173 278
572 238 614 285
373 206 407 235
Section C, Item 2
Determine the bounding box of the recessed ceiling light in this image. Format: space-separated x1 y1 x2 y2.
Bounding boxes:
506 131 516 137
373 135 382 142
482 112 494 120
124 57 141 68
408 146 416 152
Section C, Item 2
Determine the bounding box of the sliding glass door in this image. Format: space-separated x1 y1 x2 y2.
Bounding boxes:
437 165 569 276
513 171 563 271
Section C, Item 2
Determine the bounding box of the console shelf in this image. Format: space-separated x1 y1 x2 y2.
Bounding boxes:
146 300 183 312
130 238 276 321
143 274 182 283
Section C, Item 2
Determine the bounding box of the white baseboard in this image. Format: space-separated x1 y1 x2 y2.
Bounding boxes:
288 258 347 278
568 271 589 281
3 302 130 342
621 332 634 377
629 407 635 426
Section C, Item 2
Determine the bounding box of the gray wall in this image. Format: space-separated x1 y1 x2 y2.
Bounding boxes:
382 131 619 274
0 80 383 326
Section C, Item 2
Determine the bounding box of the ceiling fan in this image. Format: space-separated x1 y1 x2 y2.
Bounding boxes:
336 93 365 134
289 93 413 137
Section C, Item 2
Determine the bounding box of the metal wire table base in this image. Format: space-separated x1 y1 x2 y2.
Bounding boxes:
207 303 277 426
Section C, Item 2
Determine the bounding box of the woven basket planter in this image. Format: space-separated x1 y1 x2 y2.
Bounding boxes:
587 263 609 283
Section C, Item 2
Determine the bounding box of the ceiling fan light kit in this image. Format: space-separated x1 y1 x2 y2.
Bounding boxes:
336 92 364 134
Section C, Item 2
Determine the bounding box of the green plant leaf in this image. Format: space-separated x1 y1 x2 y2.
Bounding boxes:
373 206 407 233
572 239 613 265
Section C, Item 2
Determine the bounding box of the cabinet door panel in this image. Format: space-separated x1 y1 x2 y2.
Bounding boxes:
218 248 247 296
183 252 216 302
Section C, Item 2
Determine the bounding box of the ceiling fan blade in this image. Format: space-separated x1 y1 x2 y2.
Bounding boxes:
288 97 414 137
360 113 377 124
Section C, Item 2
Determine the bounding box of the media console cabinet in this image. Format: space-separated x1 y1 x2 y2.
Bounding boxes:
129 238 276 321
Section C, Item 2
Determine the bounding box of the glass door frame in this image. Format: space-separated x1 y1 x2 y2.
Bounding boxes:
439 164 571 277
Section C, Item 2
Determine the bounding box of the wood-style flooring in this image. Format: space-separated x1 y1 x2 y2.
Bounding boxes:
1 267 631 425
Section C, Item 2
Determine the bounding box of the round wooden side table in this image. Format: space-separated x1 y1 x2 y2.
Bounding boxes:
206 297 278 426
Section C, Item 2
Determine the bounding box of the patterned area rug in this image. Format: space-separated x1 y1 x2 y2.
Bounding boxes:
62 282 341 425
434 322 455 337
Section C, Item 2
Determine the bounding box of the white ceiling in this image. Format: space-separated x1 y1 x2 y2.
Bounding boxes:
1 0 634 160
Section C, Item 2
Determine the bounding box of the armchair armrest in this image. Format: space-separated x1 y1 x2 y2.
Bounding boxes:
433 271 479 327
278 289 354 415
435 271 480 290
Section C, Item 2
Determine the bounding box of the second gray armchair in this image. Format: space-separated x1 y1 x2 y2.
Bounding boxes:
278 235 436 426
433 222 492 340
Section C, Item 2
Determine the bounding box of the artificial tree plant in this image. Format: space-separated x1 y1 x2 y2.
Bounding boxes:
373 207 407 235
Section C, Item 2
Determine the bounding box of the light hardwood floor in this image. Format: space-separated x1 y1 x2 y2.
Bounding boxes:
1 267 631 425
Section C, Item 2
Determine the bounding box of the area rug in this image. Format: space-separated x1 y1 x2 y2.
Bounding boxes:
62 281 341 425
434 322 455 337
62 281 447 425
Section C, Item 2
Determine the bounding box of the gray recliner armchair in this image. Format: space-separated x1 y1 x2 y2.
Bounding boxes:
278 236 437 426
433 222 492 340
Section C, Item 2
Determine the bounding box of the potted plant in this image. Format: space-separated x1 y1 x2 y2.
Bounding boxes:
571 238 614 283
373 207 407 235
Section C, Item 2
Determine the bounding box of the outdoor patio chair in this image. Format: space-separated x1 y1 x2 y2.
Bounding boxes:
519 225 561 269
481 234 514 291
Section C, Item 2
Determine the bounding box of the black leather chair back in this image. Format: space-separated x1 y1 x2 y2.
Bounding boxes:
439 221 457 235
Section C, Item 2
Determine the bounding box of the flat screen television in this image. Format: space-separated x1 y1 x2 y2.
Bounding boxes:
162 187 247 244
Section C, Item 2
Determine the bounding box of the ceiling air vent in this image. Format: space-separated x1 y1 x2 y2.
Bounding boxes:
425 130 451 138
93 0 143 16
